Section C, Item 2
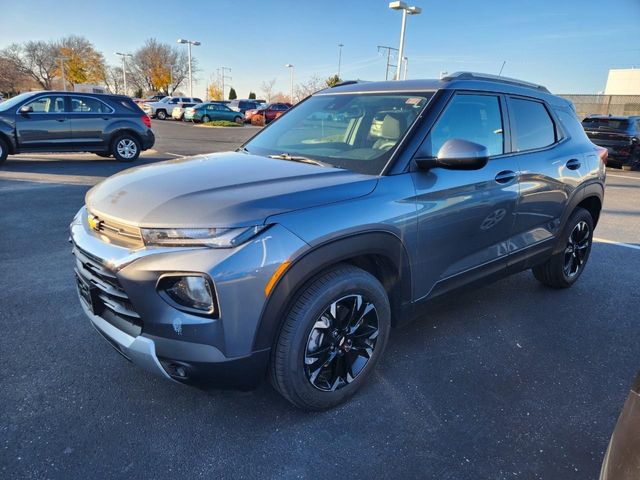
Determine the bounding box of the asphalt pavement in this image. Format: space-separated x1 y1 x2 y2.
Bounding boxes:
1 121 639 479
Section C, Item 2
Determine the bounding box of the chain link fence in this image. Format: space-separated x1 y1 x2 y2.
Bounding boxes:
559 94 640 120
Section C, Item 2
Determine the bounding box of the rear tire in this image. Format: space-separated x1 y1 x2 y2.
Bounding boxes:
0 137 8 165
156 110 167 120
111 134 141 162
270 264 391 410
532 207 594 288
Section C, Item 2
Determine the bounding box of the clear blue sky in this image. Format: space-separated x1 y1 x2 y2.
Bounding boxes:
1 0 638 98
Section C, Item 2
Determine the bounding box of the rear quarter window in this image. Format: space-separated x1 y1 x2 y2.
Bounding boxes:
509 98 556 152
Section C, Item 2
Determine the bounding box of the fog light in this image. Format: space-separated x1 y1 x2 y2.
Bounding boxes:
158 275 215 315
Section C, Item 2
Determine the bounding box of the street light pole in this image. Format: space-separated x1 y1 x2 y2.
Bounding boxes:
177 39 201 97
220 67 231 100
403 56 408 80
337 43 344 78
56 57 68 91
285 64 294 103
115 52 132 95
389 2 421 81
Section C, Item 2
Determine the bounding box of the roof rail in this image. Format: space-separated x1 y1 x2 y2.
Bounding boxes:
442 71 550 93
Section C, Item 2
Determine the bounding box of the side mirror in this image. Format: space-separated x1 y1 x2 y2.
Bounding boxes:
415 138 490 171
19 105 33 114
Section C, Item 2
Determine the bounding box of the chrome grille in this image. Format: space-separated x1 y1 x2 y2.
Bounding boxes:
73 243 142 336
87 211 144 248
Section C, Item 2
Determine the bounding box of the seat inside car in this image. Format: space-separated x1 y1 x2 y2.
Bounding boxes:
372 113 408 151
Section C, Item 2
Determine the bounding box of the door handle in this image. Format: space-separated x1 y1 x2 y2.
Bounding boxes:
495 170 517 184
56 118 66 122
566 158 581 170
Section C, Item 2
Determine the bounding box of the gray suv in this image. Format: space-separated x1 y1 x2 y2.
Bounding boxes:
70 72 606 409
0 91 155 164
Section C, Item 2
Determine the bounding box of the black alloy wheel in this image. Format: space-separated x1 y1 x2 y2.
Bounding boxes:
304 294 379 392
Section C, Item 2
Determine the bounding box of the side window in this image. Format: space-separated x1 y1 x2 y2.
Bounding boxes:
509 98 556 152
424 94 504 157
635 120 640 132
71 97 111 113
170 98 180 104
24 96 66 113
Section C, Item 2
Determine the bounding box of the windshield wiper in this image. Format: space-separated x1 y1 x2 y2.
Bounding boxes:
268 153 332 168
236 146 250 154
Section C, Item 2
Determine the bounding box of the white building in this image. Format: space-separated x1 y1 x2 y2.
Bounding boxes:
604 68 640 95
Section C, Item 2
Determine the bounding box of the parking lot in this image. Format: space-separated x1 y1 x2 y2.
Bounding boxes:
1 120 639 479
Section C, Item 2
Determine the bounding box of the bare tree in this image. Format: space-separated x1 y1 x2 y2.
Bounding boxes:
102 65 124 94
129 39 191 95
260 78 276 102
0 54 35 94
2 41 60 89
294 75 325 103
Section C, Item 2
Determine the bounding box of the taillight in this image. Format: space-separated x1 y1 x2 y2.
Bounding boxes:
596 146 608 165
141 114 151 128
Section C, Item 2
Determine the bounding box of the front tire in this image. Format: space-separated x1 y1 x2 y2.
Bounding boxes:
234 116 243 124
201 115 211 123
156 109 167 120
112 134 141 162
532 207 594 288
271 264 391 410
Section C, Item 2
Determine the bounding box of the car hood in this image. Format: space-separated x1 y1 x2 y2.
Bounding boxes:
85 152 378 228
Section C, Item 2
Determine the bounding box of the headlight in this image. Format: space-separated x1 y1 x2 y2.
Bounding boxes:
158 275 216 315
140 225 268 248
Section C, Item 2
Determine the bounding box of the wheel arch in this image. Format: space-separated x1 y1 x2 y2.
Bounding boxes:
109 128 143 148
252 231 413 351
0 130 16 154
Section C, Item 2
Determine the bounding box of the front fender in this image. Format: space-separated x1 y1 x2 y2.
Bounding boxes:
0 118 17 153
252 231 413 351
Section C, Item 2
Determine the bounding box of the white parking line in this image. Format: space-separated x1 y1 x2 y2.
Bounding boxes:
607 173 640 181
594 237 640 251
164 152 185 158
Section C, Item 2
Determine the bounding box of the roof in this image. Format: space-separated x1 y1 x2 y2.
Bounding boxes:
323 71 566 106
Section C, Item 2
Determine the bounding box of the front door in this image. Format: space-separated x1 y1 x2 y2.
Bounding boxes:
15 94 71 149
410 92 520 300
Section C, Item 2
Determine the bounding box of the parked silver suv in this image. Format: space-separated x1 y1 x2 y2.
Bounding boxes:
70 72 606 409
142 96 202 120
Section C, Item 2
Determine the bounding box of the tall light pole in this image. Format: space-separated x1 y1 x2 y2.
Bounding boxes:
402 56 408 80
220 66 232 100
389 1 421 81
285 64 294 103
177 38 201 97
56 57 68 91
337 43 344 78
115 52 132 95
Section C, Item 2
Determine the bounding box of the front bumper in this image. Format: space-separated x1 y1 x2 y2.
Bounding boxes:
70 207 308 389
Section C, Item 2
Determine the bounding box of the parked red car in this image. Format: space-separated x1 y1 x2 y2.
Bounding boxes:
244 102 292 124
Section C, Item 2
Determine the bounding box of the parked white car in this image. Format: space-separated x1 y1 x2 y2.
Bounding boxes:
142 96 202 120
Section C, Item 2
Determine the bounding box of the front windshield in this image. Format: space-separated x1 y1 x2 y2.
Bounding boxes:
245 92 433 175
0 92 39 112
159 97 171 103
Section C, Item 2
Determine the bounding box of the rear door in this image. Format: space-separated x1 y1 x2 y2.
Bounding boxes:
410 92 520 300
15 94 71 149
505 96 586 266
68 95 115 149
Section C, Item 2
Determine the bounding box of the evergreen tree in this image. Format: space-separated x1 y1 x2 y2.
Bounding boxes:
229 87 237 100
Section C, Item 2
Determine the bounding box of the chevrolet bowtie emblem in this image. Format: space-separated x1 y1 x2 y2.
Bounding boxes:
88 214 102 231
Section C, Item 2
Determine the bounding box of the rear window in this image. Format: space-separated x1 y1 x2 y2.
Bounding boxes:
582 118 629 131
509 98 556 152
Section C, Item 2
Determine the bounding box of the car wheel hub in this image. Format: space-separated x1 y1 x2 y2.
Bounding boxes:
304 294 379 392
563 220 590 278
117 139 137 159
